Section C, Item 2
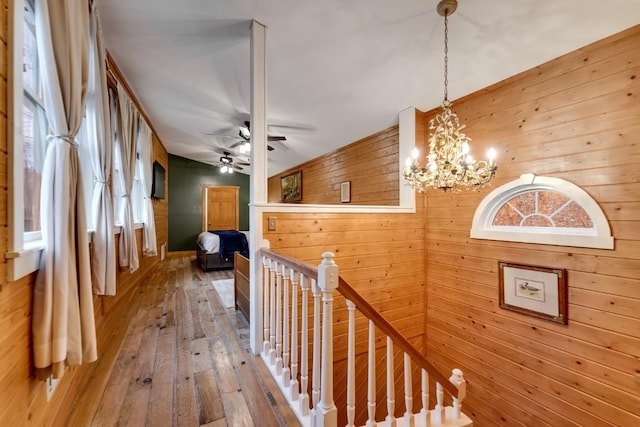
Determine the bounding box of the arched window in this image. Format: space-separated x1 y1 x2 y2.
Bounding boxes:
471 174 613 249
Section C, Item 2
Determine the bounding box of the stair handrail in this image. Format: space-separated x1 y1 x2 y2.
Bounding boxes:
336 276 459 400
258 248 459 399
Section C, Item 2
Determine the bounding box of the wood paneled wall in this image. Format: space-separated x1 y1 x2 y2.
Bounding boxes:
264 27 639 427
423 26 640 426
0 3 169 423
267 126 399 205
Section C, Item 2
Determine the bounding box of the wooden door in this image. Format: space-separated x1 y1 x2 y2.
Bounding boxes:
202 185 239 231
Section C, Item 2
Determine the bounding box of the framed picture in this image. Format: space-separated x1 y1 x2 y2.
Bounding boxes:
498 261 567 324
281 170 302 203
340 181 351 203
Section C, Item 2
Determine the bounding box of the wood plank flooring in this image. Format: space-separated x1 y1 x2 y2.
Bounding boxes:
70 255 300 427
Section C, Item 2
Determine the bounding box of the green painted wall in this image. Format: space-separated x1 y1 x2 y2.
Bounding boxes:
168 154 250 251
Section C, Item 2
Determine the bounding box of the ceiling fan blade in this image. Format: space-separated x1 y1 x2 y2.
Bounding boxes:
236 161 250 166
229 140 245 148
267 135 286 142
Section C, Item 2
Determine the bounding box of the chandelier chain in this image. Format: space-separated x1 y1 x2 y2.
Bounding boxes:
443 11 449 103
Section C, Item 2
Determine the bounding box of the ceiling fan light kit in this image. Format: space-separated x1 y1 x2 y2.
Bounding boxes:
403 0 497 193
219 152 235 173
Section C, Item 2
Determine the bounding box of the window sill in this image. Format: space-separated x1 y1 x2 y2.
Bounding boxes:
6 223 146 282
6 242 44 282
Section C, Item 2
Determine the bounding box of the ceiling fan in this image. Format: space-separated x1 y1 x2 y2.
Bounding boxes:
218 151 249 173
228 121 284 152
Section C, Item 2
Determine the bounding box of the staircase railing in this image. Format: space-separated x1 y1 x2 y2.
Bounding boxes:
259 248 472 427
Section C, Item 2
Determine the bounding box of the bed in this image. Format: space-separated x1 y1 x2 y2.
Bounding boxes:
196 230 249 272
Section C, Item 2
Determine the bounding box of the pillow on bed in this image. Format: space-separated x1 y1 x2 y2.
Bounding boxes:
198 232 220 254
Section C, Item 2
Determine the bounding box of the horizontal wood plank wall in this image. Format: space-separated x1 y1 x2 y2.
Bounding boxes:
422 25 640 427
267 126 399 205
264 110 425 425
0 10 170 423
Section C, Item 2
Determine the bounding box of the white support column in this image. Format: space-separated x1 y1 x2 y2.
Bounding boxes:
403 353 415 427
248 20 267 354
385 337 396 427
290 270 300 401
299 274 310 415
316 252 338 427
366 320 377 427
346 300 356 427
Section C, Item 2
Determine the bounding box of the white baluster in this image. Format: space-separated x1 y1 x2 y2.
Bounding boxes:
421 369 430 427
386 337 396 427
275 263 283 374
366 320 376 427
346 300 356 427
403 353 414 427
316 252 338 427
449 368 467 419
262 256 270 355
269 260 277 365
311 278 321 418
282 265 291 386
290 270 300 401
433 382 445 424
299 274 310 416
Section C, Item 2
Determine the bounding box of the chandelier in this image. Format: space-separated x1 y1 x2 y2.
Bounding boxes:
403 0 496 193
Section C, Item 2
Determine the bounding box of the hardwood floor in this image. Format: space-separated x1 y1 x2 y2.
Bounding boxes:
69 255 300 427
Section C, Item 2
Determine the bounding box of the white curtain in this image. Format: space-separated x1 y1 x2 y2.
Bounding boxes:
138 118 157 256
117 85 140 272
32 0 96 378
86 0 116 295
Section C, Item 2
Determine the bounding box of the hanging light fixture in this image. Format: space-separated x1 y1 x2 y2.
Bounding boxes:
219 153 234 174
403 0 497 193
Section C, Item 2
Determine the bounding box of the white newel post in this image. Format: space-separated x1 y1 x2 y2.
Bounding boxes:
450 369 467 419
316 252 338 427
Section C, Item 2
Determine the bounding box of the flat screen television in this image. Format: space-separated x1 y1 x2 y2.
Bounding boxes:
151 161 165 199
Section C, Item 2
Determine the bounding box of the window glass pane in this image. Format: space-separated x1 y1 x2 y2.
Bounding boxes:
23 98 44 233
77 120 95 229
23 1 38 95
132 161 143 223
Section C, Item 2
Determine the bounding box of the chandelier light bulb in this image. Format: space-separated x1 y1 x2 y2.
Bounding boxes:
488 147 496 165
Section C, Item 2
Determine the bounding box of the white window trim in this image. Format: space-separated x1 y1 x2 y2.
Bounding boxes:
471 173 614 249
7 0 45 281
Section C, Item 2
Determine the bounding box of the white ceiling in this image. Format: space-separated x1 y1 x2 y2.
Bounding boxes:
98 0 640 176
